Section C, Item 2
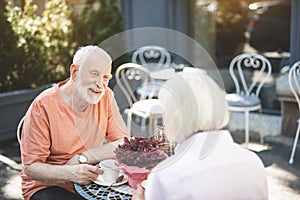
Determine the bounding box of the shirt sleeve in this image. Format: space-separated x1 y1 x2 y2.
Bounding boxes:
21 100 51 165
105 89 130 142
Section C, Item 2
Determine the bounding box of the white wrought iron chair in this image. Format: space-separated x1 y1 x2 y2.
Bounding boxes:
225 53 272 147
115 63 164 135
17 116 25 144
131 45 173 99
288 61 300 164
131 45 172 72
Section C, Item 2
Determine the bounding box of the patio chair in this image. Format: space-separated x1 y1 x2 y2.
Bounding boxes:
115 63 164 135
131 45 173 100
225 53 272 147
16 116 25 144
288 61 300 164
131 45 172 72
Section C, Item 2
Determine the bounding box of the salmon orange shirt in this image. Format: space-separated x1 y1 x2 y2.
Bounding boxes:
20 79 129 200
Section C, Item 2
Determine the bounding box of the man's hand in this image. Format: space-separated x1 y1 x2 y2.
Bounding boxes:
132 184 145 200
68 164 103 185
24 162 103 185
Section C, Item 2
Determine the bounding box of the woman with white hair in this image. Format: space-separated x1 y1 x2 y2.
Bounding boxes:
132 72 268 200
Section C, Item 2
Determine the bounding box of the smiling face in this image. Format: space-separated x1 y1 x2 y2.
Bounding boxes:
73 47 112 105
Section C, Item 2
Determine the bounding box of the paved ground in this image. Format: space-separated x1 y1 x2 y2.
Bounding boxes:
232 131 300 200
0 131 299 200
0 140 22 200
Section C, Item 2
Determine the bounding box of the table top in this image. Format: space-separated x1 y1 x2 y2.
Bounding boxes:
74 182 134 200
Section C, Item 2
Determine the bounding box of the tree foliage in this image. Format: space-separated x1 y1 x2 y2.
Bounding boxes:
71 0 124 47
1 0 124 92
0 0 24 91
215 0 251 56
1 0 73 92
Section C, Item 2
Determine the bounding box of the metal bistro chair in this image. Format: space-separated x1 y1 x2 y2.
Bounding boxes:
17 116 25 144
131 45 173 100
115 63 164 136
225 53 272 147
288 61 300 164
131 45 172 72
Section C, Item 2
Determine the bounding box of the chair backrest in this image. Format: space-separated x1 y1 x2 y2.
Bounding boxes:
288 61 300 112
131 45 171 71
17 116 25 144
115 63 158 108
229 53 272 96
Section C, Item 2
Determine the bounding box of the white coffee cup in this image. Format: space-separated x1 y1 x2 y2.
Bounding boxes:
99 159 120 183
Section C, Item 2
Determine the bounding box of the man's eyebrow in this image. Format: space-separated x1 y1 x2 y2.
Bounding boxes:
90 69 100 74
105 74 112 79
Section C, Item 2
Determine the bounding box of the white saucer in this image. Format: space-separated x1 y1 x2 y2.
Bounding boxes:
93 174 128 186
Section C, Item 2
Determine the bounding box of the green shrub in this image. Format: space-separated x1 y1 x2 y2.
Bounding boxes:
215 0 250 56
0 0 24 92
2 0 73 92
71 0 124 47
1 0 124 92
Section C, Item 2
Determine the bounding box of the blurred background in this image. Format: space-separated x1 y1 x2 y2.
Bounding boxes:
1 0 295 141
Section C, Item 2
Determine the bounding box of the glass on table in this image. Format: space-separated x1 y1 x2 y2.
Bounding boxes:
154 123 176 156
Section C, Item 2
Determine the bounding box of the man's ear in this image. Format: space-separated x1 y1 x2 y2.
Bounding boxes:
70 64 79 80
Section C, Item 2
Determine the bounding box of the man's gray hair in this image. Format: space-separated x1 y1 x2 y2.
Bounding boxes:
72 45 112 68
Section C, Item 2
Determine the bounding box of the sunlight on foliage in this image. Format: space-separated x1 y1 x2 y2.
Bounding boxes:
1 0 73 92
1 0 124 92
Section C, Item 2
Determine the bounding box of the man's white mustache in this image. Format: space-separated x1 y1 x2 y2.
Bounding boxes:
91 87 105 93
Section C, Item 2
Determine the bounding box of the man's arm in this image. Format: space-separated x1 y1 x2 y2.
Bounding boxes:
66 138 124 165
84 138 125 163
24 162 102 185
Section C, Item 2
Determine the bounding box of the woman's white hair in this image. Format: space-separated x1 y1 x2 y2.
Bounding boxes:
158 71 229 143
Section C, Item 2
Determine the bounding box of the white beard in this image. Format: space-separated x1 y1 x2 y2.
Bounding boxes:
75 79 105 104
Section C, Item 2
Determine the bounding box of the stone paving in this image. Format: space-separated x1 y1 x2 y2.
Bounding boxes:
232 132 300 200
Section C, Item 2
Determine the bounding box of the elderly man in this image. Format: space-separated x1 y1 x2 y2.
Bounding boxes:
20 46 130 200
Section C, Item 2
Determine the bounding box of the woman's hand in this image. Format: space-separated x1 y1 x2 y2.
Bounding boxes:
132 184 145 200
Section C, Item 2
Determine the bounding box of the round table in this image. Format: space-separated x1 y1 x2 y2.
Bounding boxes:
74 182 134 200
